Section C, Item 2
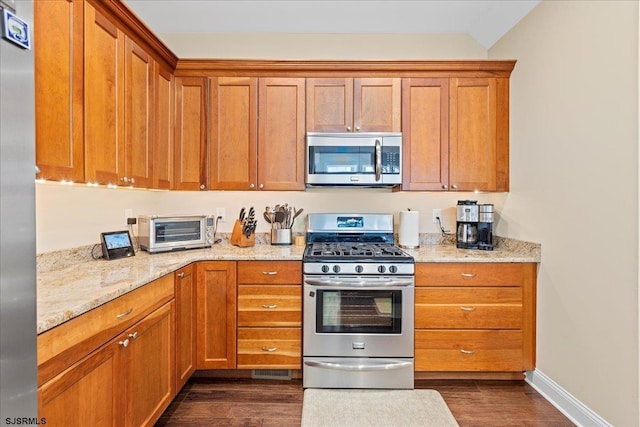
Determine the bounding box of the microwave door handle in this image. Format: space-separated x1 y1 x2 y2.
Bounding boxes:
375 139 382 181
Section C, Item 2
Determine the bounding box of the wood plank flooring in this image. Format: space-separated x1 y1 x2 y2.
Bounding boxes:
156 377 575 426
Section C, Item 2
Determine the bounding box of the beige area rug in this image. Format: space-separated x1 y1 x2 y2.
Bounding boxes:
301 389 459 427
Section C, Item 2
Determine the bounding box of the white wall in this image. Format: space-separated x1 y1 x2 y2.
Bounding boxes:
490 1 639 426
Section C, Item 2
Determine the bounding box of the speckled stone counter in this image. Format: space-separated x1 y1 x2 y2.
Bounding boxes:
37 235 540 335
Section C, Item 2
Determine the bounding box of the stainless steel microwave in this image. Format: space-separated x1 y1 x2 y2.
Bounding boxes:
138 215 214 253
306 132 402 187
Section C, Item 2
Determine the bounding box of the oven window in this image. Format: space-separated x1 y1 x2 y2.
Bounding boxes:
155 221 202 243
316 289 402 334
309 146 376 174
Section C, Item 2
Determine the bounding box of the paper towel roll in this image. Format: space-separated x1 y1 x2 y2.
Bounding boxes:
398 210 420 248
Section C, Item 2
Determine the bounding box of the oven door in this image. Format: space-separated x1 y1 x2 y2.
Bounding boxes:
303 275 414 358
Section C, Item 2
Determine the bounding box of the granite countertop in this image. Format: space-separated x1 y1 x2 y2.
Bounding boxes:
37 235 540 335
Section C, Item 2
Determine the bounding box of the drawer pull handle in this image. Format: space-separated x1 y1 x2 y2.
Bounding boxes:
177 272 185 278
119 339 130 348
461 273 476 279
128 332 138 340
460 306 476 312
262 304 278 309
460 349 475 355
116 308 133 319
262 271 278 275
261 346 278 352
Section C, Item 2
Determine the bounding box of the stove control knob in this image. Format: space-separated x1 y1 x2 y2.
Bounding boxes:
321 265 330 273
389 265 398 274
378 265 386 273
355 265 364 274
333 265 341 273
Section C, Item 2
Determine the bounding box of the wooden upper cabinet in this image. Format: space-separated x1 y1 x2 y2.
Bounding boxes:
174 77 208 190
402 78 450 191
35 0 85 183
449 77 509 192
84 3 125 185
257 78 306 190
153 63 174 190
209 77 305 191
307 78 400 133
123 36 154 188
209 77 258 190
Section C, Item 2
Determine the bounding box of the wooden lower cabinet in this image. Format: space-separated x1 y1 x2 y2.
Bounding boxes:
38 300 175 427
236 261 302 369
175 264 196 391
414 262 536 374
196 261 237 369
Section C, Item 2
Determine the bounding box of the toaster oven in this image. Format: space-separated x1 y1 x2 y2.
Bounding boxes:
138 215 214 253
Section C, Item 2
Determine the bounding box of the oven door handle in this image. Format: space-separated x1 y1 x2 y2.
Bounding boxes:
304 278 414 287
304 360 413 371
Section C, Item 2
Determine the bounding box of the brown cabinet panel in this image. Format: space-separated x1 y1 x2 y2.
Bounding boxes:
415 263 524 287
196 261 237 369
237 328 301 369
401 78 449 190
258 78 306 190
209 77 258 190
238 285 301 327
175 264 196 391
35 0 85 183
354 78 401 132
306 78 353 132
153 64 174 189
237 261 302 284
415 304 522 329
84 3 125 185
174 77 207 190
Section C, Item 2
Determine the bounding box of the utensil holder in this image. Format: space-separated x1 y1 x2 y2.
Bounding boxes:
230 220 255 247
271 228 292 246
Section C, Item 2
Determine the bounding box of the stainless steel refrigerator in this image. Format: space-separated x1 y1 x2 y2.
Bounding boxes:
0 0 37 421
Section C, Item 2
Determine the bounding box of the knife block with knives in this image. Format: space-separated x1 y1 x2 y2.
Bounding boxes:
231 207 256 247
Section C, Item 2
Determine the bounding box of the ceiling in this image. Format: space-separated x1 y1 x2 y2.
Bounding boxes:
123 0 541 49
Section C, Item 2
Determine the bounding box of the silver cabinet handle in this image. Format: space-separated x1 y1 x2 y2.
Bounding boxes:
460 349 475 355
177 272 185 278
355 125 360 131
259 183 264 189
128 332 138 340
116 308 133 319
119 339 130 348
130 177 135 184
249 183 255 188
461 273 476 279
442 184 448 190
262 271 278 275
346 125 352 132
461 306 476 312
261 347 278 352
261 304 277 309
199 184 205 190
121 176 129 184
451 184 458 190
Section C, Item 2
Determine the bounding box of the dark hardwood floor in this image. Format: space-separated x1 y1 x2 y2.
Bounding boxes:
156 377 575 427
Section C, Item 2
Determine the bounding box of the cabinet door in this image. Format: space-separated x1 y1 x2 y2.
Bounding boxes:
153 63 174 190
354 78 401 132
209 77 258 190
258 78 306 190
401 78 449 191
306 78 353 132
34 0 84 183
38 337 123 426
124 36 153 188
196 261 237 369
449 78 501 192
84 3 124 185
175 264 196 391
123 301 174 427
174 77 208 190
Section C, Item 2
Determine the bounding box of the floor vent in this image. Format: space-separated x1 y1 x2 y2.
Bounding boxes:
251 369 292 380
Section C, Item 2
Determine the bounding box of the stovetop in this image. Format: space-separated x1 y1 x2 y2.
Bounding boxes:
304 242 412 261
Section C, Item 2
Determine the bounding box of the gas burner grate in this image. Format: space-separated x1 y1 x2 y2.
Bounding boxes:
308 243 409 258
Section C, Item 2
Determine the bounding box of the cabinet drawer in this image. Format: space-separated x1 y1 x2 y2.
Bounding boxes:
416 263 524 287
238 285 301 327
237 261 302 284
415 287 522 329
38 274 174 385
237 328 301 369
415 330 523 371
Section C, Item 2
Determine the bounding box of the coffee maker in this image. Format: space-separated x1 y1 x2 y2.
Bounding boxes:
456 201 494 250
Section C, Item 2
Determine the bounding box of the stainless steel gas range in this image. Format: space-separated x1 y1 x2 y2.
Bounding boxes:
302 213 415 389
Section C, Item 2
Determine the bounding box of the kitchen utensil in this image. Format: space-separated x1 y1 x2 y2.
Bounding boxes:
290 208 304 228
239 207 246 221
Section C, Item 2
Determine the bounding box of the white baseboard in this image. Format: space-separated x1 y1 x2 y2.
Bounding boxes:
525 369 611 427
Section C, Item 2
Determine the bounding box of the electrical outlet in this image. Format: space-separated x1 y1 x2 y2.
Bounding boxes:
432 208 442 224
216 207 226 222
